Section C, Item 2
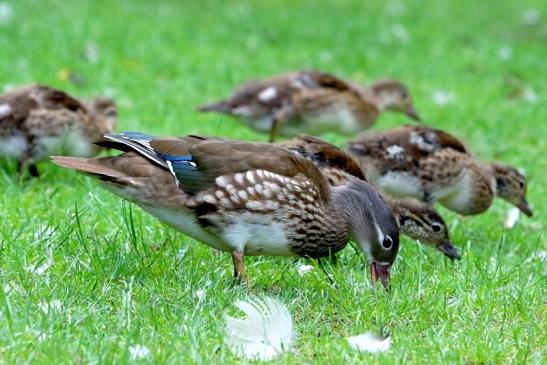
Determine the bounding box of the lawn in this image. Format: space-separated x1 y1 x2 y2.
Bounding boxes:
0 0 546 363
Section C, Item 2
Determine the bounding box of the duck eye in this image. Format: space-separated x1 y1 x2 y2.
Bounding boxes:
518 181 524 188
431 223 442 233
382 236 393 249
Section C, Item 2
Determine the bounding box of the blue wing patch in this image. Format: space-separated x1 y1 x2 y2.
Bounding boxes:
162 154 205 194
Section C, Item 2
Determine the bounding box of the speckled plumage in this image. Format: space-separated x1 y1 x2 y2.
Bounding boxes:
279 135 460 259
199 70 419 141
52 133 400 284
0 84 116 176
347 125 533 217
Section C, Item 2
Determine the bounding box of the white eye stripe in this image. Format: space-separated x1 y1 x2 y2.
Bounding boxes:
375 223 393 250
375 223 384 244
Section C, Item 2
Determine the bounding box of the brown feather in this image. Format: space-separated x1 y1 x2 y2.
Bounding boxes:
198 70 362 115
157 137 332 200
347 125 469 175
279 135 366 180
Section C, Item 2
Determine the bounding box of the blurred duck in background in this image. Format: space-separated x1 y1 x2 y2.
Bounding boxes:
0 84 116 177
280 135 460 259
347 125 533 217
199 70 420 142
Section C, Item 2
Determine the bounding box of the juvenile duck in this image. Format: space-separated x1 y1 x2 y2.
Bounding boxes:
52 132 399 287
280 135 460 259
346 125 533 217
0 84 116 177
198 70 419 142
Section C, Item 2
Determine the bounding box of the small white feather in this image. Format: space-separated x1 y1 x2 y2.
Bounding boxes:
128 344 151 360
504 207 520 229
225 297 294 361
297 264 314 276
525 250 547 263
0 103 11 117
386 144 404 158
258 87 278 102
348 331 391 353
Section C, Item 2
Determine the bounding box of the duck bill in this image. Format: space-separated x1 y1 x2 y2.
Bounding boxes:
371 262 390 289
437 240 461 260
517 199 533 217
405 107 421 122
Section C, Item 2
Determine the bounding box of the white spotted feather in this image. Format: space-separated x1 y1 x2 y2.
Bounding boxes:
225 297 294 361
347 331 391 353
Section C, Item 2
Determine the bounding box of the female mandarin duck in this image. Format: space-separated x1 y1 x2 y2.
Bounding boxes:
198 70 420 142
0 84 116 177
52 132 399 287
346 125 533 217
279 135 460 259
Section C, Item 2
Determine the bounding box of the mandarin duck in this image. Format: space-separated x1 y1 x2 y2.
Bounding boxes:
346 125 533 217
280 135 460 259
52 132 400 287
0 84 116 177
198 70 419 142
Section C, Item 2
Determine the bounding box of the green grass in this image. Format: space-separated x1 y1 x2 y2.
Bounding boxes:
1 0 546 363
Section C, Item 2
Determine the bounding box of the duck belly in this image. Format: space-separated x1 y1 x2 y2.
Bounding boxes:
244 116 275 133
376 171 423 199
102 183 294 255
299 107 361 135
436 173 489 215
140 206 294 256
220 213 294 256
36 130 95 160
0 134 27 159
142 205 232 251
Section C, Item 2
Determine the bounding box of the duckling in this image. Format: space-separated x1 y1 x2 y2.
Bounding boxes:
388 197 459 259
280 135 460 259
198 70 419 142
0 84 116 177
346 125 533 217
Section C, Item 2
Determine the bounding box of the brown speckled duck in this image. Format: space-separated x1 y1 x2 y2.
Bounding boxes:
346 125 533 217
198 70 419 142
52 132 399 287
0 84 117 177
280 135 460 259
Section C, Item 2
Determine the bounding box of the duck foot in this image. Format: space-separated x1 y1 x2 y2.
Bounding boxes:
231 250 249 285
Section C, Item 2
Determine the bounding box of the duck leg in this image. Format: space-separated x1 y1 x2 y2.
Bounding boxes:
268 105 295 142
16 160 25 177
231 250 247 281
17 138 40 178
16 159 40 178
28 164 40 177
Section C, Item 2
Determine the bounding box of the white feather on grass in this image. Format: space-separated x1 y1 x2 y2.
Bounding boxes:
225 297 294 361
128 344 151 360
504 207 520 229
297 264 314 276
348 331 391 353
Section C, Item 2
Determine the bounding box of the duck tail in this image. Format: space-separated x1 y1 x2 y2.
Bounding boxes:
51 156 130 184
197 100 233 113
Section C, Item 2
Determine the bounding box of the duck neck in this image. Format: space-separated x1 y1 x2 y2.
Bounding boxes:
478 163 498 195
359 88 385 112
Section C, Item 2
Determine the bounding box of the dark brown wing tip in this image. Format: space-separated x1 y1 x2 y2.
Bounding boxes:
50 156 83 167
51 156 125 181
50 155 89 170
